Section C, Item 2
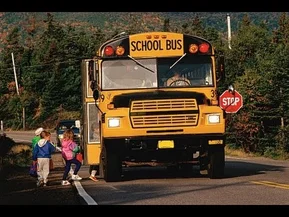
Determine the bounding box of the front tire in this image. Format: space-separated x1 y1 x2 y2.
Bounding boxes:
102 142 122 182
208 146 225 179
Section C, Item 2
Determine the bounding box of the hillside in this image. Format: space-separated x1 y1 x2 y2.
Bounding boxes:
0 12 285 33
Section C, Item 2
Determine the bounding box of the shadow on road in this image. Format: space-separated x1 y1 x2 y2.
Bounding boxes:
223 159 285 178
118 159 286 181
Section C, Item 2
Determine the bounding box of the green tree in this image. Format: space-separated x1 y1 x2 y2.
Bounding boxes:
163 18 171 32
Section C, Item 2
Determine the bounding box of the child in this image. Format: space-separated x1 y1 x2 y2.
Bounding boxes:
89 123 99 182
89 165 99 182
32 130 56 187
61 129 82 185
32 127 44 151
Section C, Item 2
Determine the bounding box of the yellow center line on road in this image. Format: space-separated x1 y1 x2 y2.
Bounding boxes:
251 181 289 190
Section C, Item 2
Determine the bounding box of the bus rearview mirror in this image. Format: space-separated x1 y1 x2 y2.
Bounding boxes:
93 89 100 100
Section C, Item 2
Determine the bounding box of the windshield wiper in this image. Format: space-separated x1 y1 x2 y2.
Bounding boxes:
128 55 155 73
169 53 187 70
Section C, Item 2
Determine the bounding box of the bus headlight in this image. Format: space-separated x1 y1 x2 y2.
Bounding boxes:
207 114 220 124
108 118 120 128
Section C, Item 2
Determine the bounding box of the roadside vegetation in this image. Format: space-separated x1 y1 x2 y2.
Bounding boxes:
1 12 289 159
0 134 32 179
225 144 289 160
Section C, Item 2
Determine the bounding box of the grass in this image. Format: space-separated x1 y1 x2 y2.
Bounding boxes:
225 145 289 160
225 146 256 158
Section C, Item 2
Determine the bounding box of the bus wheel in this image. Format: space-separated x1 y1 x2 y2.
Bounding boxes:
208 146 225 179
102 143 122 182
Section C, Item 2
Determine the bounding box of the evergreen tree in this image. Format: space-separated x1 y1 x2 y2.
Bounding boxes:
163 18 171 32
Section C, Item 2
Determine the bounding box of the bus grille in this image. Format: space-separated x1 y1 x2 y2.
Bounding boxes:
131 99 198 112
130 99 198 128
131 114 198 127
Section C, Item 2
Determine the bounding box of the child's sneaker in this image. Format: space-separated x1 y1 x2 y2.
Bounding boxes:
89 175 99 182
61 180 71 185
36 179 44 187
72 174 82 181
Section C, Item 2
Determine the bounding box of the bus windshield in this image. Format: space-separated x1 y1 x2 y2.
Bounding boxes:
101 55 213 90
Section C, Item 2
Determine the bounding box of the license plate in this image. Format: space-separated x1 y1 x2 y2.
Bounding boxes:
208 140 223 145
158 140 174 149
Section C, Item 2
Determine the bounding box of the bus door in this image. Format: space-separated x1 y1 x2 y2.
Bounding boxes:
82 59 101 165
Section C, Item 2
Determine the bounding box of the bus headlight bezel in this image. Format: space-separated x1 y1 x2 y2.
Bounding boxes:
108 118 120 128
207 114 220 124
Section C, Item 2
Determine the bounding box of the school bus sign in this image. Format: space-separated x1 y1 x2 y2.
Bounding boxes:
129 32 184 57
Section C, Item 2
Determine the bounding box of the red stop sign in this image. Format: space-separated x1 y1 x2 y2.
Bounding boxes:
219 90 243 113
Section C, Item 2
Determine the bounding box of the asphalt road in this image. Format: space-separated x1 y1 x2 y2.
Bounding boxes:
5 131 289 205
76 156 289 205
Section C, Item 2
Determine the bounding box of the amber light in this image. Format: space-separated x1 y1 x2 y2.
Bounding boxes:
107 103 115 109
211 99 218 106
104 46 114 56
146 35 152 39
199 43 210 53
115 46 125 56
189 44 198 53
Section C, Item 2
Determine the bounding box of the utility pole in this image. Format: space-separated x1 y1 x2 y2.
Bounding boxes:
11 52 25 130
227 13 232 50
11 53 19 95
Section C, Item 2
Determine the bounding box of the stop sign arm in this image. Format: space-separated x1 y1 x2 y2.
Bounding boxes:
219 90 243 113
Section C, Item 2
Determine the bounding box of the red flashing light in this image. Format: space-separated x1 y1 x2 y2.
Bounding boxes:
199 43 210 53
104 46 114 56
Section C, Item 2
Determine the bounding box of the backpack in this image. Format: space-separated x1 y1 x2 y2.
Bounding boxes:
29 161 37 177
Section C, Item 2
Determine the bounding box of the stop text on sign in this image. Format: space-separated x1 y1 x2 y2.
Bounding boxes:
221 97 240 106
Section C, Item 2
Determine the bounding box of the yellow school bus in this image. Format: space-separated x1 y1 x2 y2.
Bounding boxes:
81 31 225 182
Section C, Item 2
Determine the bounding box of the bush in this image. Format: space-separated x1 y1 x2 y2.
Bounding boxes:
5 144 32 167
0 135 15 158
0 135 32 168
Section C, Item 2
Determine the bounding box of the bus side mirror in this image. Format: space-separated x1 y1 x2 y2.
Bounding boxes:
88 60 98 82
88 59 99 92
216 53 225 82
93 89 100 100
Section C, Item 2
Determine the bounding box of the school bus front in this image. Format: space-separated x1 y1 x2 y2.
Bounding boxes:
89 32 226 182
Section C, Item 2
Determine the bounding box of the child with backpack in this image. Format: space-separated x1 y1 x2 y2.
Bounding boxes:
61 129 82 185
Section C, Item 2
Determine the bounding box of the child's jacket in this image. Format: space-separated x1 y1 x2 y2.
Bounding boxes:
61 139 78 160
32 139 56 161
